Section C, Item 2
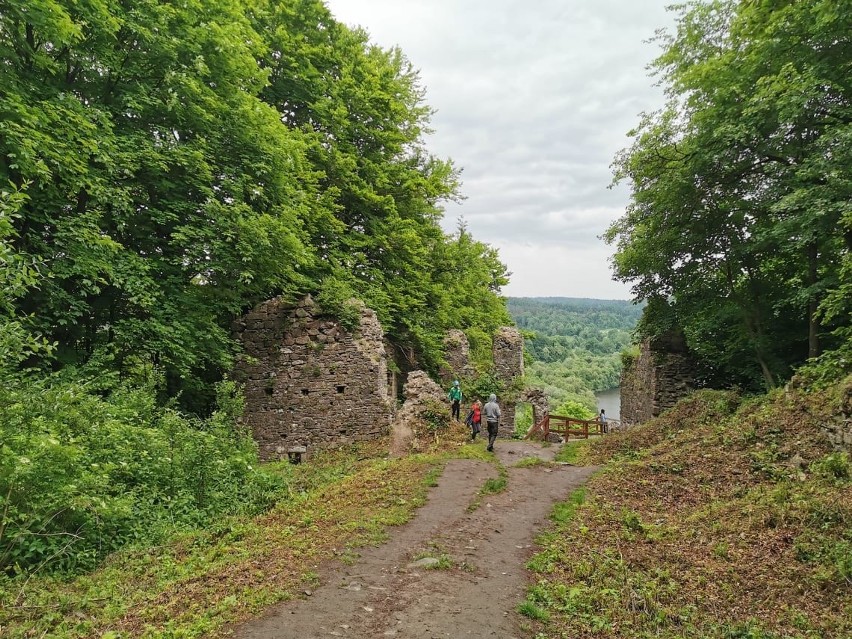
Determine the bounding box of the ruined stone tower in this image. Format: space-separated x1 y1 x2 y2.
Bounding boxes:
620 332 696 426
233 296 393 460
492 326 525 437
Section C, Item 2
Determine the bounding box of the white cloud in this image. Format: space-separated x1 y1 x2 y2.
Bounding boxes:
324 0 676 298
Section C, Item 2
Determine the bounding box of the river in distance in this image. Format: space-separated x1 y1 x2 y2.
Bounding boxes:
595 387 620 420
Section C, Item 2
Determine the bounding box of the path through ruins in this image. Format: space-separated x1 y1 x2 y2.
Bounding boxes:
233 441 596 639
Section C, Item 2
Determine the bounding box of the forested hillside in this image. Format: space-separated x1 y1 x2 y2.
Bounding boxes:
507 298 642 414
0 0 509 578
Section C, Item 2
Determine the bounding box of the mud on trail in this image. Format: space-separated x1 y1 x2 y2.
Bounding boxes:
232 442 596 639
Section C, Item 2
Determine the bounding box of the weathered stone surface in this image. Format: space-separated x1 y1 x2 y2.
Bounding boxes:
620 334 697 426
389 371 447 458
233 295 392 460
491 326 525 438
440 329 474 385
493 326 524 381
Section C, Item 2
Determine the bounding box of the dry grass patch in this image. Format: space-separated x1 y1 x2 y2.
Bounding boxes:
523 380 852 638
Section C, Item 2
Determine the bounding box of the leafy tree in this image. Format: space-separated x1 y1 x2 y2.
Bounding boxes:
0 0 514 579
607 0 852 390
507 298 640 412
0 0 510 401
0 183 52 373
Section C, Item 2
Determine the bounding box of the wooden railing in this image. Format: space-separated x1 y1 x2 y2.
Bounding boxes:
525 414 622 441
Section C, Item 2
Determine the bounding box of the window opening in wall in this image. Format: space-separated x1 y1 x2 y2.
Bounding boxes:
265 387 273 396
339 429 347 435
515 401 534 438
301 388 309 395
336 385 346 394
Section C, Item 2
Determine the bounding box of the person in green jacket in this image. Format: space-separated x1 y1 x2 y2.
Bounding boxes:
448 380 463 421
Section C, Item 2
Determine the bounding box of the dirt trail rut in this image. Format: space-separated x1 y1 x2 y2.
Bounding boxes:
234 441 596 639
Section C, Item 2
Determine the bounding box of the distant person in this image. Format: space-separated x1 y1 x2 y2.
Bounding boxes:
483 393 502 452
599 409 608 434
448 380 463 421
465 399 482 441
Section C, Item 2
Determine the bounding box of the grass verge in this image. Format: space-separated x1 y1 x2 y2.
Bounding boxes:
0 439 443 638
522 380 852 638
467 461 509 512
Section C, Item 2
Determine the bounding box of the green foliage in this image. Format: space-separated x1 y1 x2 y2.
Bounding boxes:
464 371 506 404
0 184 53 373
0 443 439 638
514 403 533 437
810 452 851 483
554 441 590 465
0 0 509 411
0 370 282 575
554 399 596 420
517 600 550 621
508 297 641 411
481 475 508 495
0 0 514 580
607 0 852 391
420 399 451 433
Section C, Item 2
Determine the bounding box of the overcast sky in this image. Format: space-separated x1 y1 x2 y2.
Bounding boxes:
324 0 677 300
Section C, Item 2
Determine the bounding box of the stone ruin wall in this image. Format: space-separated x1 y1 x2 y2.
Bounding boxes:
439 326 531 437
233 296 392 460
440 329 474 386
620 336 696 426
492 326 525 437
389 371 447 458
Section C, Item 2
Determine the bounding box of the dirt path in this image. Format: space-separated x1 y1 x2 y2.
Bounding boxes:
233 441 596 639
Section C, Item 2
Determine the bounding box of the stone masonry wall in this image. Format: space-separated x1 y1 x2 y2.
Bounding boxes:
233 296 392 460
440 329 474 386
492 326 525 437
621 337 696 426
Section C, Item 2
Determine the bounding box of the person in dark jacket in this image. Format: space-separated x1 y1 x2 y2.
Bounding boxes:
483 393 501 452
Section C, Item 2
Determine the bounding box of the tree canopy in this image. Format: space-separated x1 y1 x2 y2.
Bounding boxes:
508 297 642 411
0 0 510 406
606 0 852 390
0 0 512 575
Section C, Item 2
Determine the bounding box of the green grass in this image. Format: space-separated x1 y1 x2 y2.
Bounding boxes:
467 462 509 512
0 442 446 639
517 600 550 621
554 439 590 464
514 456 547 468
518 381 852 639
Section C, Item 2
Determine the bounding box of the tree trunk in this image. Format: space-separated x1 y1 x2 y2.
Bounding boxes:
807 240 820 359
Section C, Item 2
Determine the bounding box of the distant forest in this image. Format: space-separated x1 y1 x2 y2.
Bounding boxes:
507 297 643 413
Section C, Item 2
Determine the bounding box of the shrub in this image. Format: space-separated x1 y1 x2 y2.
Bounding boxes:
0 369 284 576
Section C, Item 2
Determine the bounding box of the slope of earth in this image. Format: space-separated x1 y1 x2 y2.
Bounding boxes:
522 377 852 638
0 425 596 638
232 440 596 639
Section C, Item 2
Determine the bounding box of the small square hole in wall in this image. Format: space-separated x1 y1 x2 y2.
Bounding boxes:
264 387 273 396
336 385 346 394
339 429 347 435
301 388 310 396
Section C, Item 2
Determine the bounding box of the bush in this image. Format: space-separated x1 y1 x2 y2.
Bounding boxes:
0 368 284 576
